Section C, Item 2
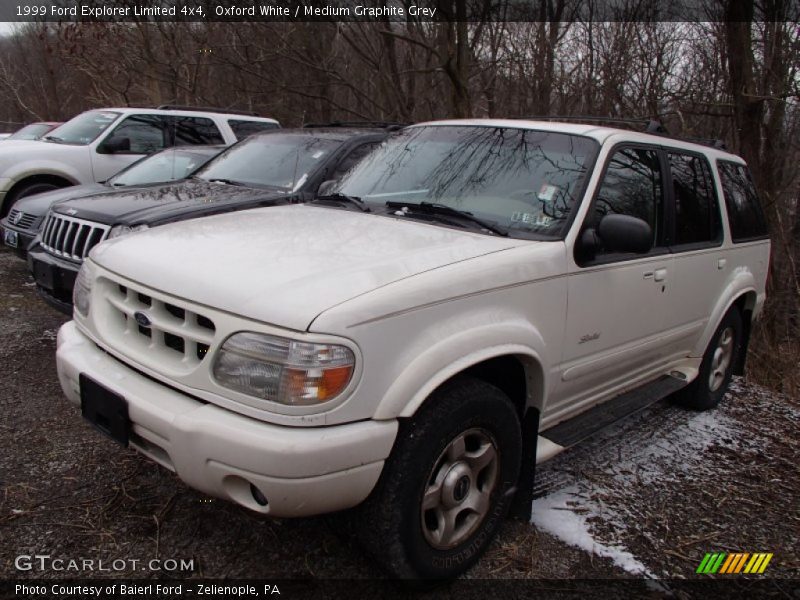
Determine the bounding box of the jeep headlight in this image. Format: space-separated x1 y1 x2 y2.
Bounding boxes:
212 332 355 406
73 261 93 317
108 224 149 239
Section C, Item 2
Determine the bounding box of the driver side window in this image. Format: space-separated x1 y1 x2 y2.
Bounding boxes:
590 147 663 255
105 115 167 154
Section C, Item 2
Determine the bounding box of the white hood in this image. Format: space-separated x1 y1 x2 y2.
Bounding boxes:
90 204 521 331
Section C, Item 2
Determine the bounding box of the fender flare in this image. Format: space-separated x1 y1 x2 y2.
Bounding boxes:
373 321 549 420
693 270 758 357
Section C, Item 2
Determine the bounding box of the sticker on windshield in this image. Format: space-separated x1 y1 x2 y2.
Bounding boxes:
512 211 553 228
538 184 558 202
511 212 537 226
311 151 325 159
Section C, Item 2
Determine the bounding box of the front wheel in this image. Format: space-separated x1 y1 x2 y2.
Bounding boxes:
355 378 522 580
674 308 743 411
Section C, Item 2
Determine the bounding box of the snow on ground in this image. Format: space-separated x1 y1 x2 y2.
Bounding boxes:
531 387 770 578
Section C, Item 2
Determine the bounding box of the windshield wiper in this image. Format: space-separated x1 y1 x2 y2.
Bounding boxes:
43 135 63 143
314 193 371 213
385 201 507 236
207 178 246 186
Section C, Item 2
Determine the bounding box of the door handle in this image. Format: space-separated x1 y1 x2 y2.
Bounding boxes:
654 268 667 282
718 259 727 270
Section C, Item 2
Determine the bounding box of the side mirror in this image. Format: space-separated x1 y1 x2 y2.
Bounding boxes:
316 179 337 197
597 214 653 254
98 136 131 154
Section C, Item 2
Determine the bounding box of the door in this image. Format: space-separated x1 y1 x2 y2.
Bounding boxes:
661 151 727 357
552 145 674 421
91 114 169 182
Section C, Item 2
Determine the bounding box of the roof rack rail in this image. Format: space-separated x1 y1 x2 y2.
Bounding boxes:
303 121 407 131
681 137 728 150
518 115 668 134
156 104 261 117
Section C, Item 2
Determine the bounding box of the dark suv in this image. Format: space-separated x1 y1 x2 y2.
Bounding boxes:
28 124 400 313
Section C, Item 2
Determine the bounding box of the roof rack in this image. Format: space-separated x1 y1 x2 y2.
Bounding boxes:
156 104 261 117
681 137 728 150
518 115 667 134
303 121 407 131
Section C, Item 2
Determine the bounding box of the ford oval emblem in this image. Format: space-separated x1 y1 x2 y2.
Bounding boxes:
134 311 152 328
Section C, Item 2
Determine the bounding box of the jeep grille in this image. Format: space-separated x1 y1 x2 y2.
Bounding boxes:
40 213 110 261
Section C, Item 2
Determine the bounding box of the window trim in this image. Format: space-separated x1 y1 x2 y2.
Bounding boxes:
664 147 724 253
575 142 670 267
715 158 770 244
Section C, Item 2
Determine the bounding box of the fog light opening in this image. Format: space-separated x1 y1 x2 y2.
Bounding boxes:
250 483 268 506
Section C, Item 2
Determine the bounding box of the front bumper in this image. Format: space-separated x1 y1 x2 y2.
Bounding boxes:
56 321 398 517
0 222 36 259
27 244 79 315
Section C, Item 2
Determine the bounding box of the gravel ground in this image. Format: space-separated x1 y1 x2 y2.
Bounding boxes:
0 244 798 596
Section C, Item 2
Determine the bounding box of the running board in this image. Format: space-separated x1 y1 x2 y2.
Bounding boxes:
540 375 688 450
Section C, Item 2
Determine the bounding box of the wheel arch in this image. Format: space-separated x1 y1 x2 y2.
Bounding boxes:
374 322 549 421
2 173 77 215
696 279 758 376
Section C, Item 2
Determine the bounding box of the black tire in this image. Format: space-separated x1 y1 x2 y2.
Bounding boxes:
355 377 522 580
674 308 743 411
2 182 63 217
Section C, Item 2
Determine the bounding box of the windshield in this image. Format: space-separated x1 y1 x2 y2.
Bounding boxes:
194 133 340 190
337 125 599 237
109 148 218 187
8 123 55 140
43 110 120 145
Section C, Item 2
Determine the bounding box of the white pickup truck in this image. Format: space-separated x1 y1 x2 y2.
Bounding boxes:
55 119 770 580
0 106 279 217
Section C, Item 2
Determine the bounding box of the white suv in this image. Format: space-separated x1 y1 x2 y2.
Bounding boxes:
54 119 770 580
0 106 279 217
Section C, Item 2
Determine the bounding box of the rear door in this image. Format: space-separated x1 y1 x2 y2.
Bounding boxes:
554 144 674 421
659 149 726 358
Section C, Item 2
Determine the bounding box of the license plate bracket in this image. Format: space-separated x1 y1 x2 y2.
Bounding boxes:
3 228 18 248
80 374 130 446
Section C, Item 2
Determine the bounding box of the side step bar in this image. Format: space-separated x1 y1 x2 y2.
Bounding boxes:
538 375 688 456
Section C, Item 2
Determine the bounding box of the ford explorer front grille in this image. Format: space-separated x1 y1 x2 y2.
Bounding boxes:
104 281 217 368
8 209 38 230
40 213 110 261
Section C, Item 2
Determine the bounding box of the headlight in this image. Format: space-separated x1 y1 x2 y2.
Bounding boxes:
212 332 355 406
108 224 149 239
73 261 93 317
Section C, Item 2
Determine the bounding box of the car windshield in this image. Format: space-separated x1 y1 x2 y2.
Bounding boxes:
337 125 599 238
42 111 120 145
193 133 340 190
8 123 54 140
109 147 219 187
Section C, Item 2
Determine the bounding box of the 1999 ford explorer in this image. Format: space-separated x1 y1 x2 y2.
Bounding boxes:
55 119 770 580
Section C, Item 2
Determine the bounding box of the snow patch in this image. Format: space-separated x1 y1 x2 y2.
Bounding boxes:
533 486 657 577
532 400 758 578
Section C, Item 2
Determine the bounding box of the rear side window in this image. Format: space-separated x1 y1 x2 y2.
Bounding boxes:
717 161 769 242
170 117 224 145
228 119 279 140
668 152 721 246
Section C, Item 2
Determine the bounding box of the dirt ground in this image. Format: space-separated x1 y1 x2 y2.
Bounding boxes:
0 244 798 596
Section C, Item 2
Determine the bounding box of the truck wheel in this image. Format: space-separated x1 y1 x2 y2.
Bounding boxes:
675 308 743 411
356 377 522 580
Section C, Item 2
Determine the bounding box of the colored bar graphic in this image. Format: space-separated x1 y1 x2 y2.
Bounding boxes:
696 552 772 575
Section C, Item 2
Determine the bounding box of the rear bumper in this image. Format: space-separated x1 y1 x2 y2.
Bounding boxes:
56 321 398 517
27 244 78 315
